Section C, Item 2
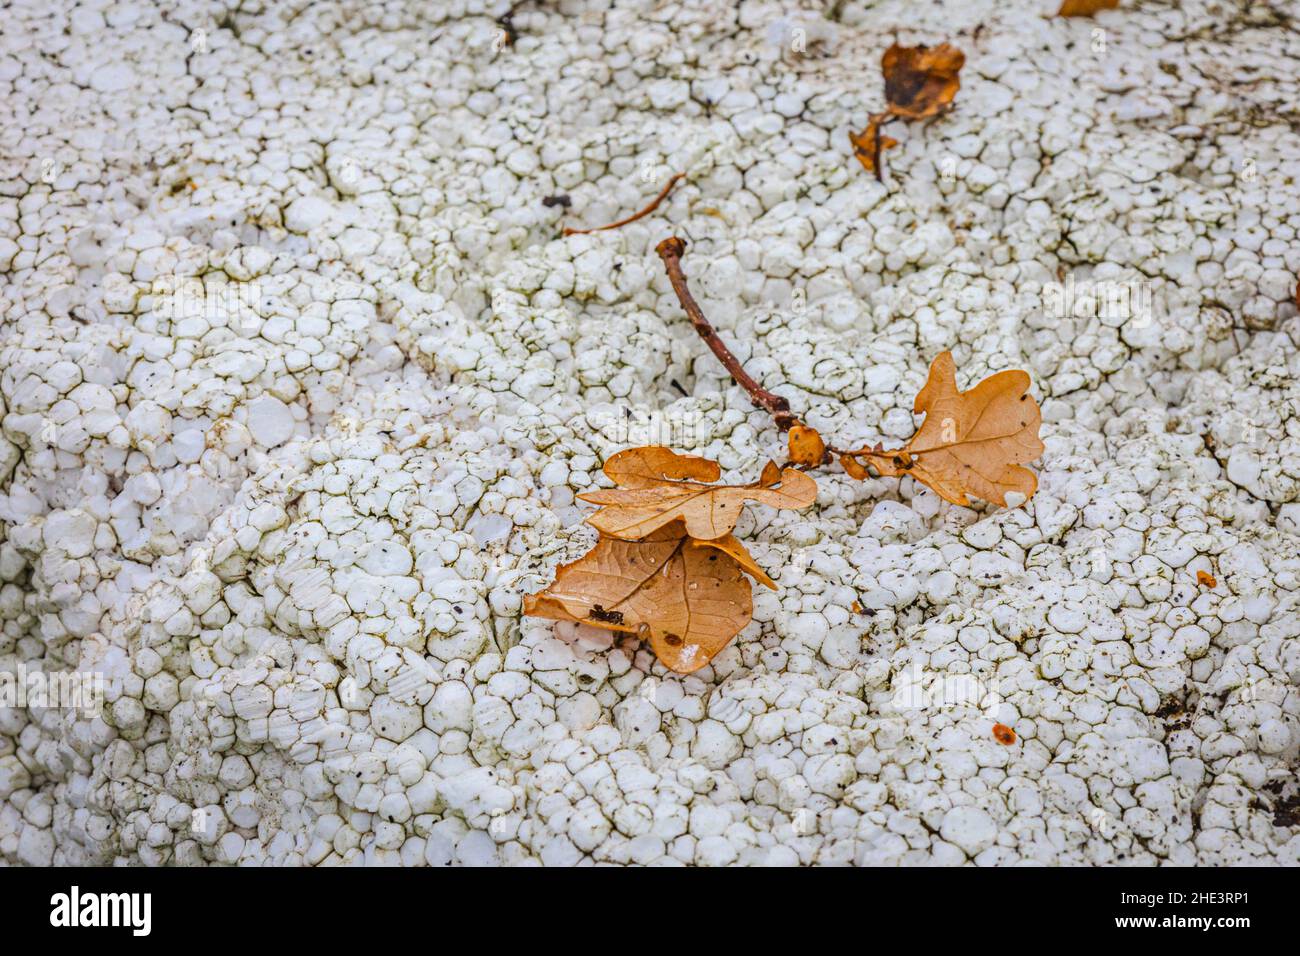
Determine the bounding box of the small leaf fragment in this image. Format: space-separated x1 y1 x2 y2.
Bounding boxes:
787 424 827 467
1196 569 1217 589
840 453 870 481
848 114 898 179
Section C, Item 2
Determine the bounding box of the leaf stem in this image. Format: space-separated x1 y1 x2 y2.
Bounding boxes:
565 173 685 236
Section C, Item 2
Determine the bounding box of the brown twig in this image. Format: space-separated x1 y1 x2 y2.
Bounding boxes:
656 233 1042 502
655 237 919 473
868 115 887 183
565 173 685 237
655 237 800 433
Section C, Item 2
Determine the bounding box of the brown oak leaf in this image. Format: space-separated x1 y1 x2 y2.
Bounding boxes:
522 522 763 673
579 446 818 541
841 351 1044 506
851 42 965 180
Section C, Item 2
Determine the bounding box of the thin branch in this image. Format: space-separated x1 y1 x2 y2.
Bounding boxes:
655 237 1043 502
565 173 685 236
655 236 799 432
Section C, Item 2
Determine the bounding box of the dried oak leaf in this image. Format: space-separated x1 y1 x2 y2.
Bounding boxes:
882 43 966 120
842 351 1044 507
522 522 766 673
1058 0 1119 16
787 424 827 467
579 446 817 541
851 43 964 179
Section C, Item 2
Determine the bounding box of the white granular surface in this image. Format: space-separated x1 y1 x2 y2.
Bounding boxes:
1 0 1298 865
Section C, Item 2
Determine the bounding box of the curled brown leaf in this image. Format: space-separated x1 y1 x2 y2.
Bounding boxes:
579 446 818 541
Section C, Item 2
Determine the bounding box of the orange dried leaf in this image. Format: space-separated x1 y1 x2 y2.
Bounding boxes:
601 445 719 488
992 723 1017 745
1058 0 1119 16
522 523 756 673
848 113 898 178
840 453 870 481
843 351 1044 507
787 424 826 467
882 43 965 120
1196 569 1217 588
579 446 817 541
